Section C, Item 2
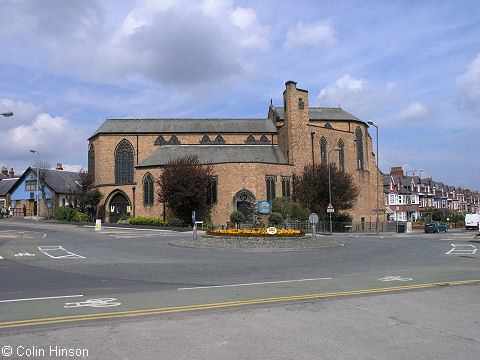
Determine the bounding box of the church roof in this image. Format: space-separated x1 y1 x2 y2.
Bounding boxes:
89 118 277 139
136 145 289 167
272 106 362 122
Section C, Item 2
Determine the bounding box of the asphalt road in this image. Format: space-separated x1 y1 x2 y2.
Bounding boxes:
0 219 479 359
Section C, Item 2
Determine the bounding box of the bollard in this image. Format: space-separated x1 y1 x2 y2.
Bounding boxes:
95 219 102 231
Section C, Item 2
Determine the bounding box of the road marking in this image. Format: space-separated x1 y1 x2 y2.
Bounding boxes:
38 246 85 259
378 276 413 282
84 226 174 233
14 253 36 257
0 295 84 303
64 298 121 308
178 278 333 290
446 244 477 255
1 280 479 329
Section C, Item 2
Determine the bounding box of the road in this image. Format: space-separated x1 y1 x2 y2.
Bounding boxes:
0 219 479 359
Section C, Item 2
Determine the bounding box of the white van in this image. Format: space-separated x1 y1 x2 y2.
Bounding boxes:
465 214 480 230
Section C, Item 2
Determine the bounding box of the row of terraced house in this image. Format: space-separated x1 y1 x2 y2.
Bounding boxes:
384 166 480 222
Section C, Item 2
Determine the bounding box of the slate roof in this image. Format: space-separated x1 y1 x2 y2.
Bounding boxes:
0 178 19 196
137 145 288 167
89 118 277 139
41 169 81 193
272 107 363 122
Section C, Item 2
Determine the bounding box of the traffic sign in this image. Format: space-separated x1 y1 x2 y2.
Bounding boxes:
327 203 334 213
309 213 319 224
192 210 196 224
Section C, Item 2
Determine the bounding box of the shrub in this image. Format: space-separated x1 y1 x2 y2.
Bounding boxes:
291 206 310 221
130 217 167 226
74 212 87 222
202 221 216 229
168 217 184 227
333 213 353 223
272 197 309 221
117 218 131 225
269 212 284 225
230 211 245 224
55 206 76 221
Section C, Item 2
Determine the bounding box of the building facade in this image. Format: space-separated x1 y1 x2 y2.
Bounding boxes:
89 81 385 224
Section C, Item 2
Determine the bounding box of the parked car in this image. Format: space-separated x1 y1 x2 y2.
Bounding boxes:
425 221 448 233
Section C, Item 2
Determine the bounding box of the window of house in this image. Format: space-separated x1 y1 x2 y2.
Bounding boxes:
259 135 269 144
266 175 276 201
214 135 226 144
324 123 333 129
143 173 154 206
25 180 36 191
398 195 404 204
320 137 327 165
115 140 134 185
200 135 211 144
169 135 180 144
246 135 255 144
88 144 95 181
338 139 345 171
207 176 218 205
281 176 291 199
355 127 364 170
389 194 395 205
154 136 166 145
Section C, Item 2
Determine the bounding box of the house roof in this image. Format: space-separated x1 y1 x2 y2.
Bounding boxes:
0 178 19 196
136 145 289 167
271 106 363 122
89 118 278 139
10 168 81 195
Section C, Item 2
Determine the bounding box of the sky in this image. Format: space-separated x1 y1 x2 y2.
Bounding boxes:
0 0 479 191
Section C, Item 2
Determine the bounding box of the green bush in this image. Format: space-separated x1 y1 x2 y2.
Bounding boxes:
168 217 184 227
291 206 310 221
333 213 353 223
117 219 131 224
202 221 216 229
130 217 167 226
55 206 76 221
272 197 309 221
269 212 284 225
230 211 245 224
74 212 87 222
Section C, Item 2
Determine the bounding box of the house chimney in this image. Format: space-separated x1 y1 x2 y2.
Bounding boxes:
56 163 63 170
9 168 14 178
2 167 7 176
390 166 404 177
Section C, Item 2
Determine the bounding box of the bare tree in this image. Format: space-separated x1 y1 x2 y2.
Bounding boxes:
32 160 52 218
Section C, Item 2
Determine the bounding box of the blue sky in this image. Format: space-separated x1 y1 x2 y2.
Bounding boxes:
0 0 479 190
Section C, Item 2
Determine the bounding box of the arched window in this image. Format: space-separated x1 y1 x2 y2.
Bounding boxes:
200 135 211 144
320 137 327 165
338 139 345 172
154 136 166 145
88 144 95 181
259 135 269 144
246 135 255 144
324 123 333 129
143 173 154 206
214 135 226 144
115 140 134 185
169 135 180 144
356 127 364 170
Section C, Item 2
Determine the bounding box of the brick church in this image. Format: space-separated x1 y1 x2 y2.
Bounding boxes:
88 81 385 224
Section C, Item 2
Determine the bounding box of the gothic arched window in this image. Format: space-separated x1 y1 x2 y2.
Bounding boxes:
259 135 269 144
214 135 226 144
154 136 166 145
246 135 255 144
320 137 327 165
143 173 154 206
88 144 95 181
115 140 134 185
200 135 211 144
338 139 345 172
324 123 333 129
356 127 364 170
169 135 180 144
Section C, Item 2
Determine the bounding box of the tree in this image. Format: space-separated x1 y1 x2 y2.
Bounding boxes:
157 155 215 225
293 163 359 220
32 160 52 218
84 189 103 221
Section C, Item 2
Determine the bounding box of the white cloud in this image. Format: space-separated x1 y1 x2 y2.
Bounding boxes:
390 101 429 124
0 0 270 86
456 53 480 117
317 74 401 120
0 98 86 166
283 20 336 51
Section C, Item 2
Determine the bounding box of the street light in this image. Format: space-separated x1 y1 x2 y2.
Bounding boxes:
328 147 341 235
406 169 424 222
1 112 13 117
29 150 39 222
367 121 379 234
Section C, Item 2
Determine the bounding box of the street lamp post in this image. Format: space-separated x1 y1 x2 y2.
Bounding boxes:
29 150 40 222
328 147 341 235
367 121 379 234
1 112 13 117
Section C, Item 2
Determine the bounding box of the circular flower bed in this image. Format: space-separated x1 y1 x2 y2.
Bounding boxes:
206 229 305 237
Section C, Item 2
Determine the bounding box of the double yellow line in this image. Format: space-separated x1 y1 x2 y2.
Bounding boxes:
1 280 478 329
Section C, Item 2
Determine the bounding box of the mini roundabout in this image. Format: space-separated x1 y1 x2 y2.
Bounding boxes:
169 227 345 251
